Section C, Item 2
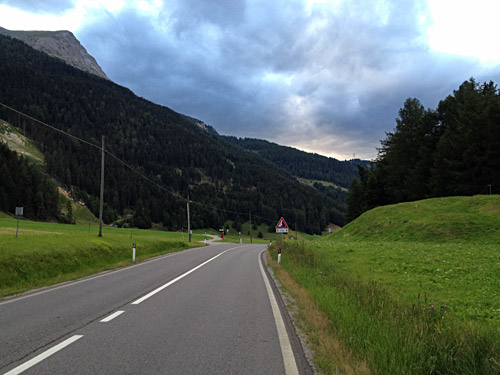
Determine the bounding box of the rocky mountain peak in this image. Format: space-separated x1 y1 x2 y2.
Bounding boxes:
0 27 108 80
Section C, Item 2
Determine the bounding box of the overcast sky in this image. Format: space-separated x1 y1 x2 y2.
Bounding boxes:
1 0 499 160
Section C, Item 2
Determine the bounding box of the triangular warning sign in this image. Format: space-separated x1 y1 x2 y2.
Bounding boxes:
276 217 288 229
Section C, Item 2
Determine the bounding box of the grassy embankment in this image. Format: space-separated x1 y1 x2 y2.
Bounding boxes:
0 217 205 298
268 195 500 374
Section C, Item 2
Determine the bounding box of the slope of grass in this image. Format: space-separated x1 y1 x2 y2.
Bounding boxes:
340 195 500 242
0 218 204 298
297 177 347 191
269 195 500 374
0 120 44 163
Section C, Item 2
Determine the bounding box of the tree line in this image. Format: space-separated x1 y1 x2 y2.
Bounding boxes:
347 79 500 222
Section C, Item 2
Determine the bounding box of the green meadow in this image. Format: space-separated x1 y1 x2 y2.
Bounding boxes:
270 195 500 374
0 217 204 298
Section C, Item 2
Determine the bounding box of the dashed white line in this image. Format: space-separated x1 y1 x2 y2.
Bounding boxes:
100 310 125 322
132 246 244 305
3 335 83 375
258 251 299 375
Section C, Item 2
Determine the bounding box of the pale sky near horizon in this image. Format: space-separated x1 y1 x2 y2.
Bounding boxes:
1 0 499 160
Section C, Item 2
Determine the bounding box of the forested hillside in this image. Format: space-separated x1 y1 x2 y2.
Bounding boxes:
222 136 370 217
347 79 500 221
0 142 60 220
223 136 370 188
0 34 343 232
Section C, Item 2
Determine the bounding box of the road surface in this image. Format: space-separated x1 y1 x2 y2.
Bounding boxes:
0 243 312 374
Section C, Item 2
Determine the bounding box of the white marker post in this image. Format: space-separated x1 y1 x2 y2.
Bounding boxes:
278 248 281 264
132 243 136 262
239 232 242 243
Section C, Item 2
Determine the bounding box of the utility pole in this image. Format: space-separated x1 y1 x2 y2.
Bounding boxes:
249 212 252 244
187 195 191 242
98 135 105 237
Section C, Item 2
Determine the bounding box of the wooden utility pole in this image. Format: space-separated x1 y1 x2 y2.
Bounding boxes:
187 195 191 242
98 136 105 237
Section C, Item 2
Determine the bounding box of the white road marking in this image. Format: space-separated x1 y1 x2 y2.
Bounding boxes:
132 246 244 305
258 251 299 375
100 310 125 322
3 335 83 375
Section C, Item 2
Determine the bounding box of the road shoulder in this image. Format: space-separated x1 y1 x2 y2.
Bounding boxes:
260 250 316 375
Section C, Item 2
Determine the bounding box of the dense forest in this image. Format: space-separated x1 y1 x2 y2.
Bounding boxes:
347 78 500 222
0 34 344 232
0 142 60 220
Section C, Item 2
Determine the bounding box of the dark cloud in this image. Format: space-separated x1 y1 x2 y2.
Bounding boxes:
0 0 75 14
76 0 500 159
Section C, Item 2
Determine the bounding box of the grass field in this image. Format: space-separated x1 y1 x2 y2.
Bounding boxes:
269 195 500 374
0 217 204 298
297 177 347 191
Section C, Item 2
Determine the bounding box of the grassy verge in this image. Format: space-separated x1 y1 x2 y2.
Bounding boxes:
266 250 371 374
268 196 500 374
270 241 500 374
0 217 204 298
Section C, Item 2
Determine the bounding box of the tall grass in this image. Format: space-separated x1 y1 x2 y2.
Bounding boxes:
271 242 500 374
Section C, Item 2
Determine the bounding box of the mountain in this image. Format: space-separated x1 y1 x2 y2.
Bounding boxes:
0 33 344 232
223 136 371 189
0 27 108 80
223 136 371 215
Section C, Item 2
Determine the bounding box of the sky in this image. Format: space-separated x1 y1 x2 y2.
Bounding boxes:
1 0 499 160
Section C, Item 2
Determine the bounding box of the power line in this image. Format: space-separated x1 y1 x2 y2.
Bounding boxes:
0 103 101 151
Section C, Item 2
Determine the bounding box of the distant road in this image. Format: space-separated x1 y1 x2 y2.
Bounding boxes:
0 243 312 374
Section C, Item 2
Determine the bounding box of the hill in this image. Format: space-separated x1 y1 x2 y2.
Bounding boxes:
223 136 370 189
341 194 500 242
223 136 371 217
0 33 343 232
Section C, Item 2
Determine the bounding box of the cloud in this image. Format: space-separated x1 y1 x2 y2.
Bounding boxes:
74 0 500 160
0 0 76 14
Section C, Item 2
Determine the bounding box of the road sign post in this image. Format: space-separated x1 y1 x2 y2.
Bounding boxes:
15 207 23 238
275 217 289 255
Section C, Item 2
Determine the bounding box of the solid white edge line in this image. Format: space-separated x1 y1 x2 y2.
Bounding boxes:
131 246 245 305
258 250 299 375
3 335 83 375
100 310 125 323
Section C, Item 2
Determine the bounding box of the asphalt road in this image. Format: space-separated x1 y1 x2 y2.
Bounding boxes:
0 243 313 374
